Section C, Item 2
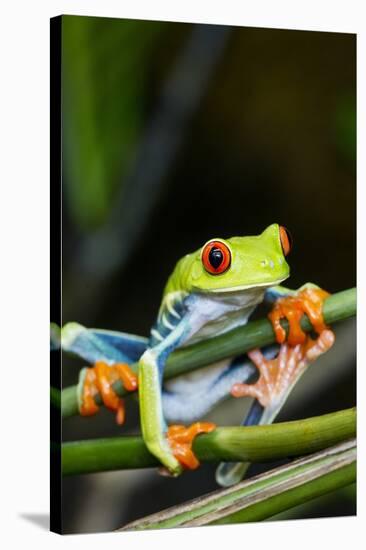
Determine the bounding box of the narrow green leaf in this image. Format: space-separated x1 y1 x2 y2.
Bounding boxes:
120 439 356 530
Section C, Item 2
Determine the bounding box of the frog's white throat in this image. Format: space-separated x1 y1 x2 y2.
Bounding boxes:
185 286 266 346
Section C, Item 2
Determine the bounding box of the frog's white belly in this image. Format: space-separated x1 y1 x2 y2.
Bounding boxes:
161 287 268 422
182 287 266 347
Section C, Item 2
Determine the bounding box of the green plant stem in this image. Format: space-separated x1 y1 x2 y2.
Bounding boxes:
62 407 355 476
60 287 356 418
119 438 356 530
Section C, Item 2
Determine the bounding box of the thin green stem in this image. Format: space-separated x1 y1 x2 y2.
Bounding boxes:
119 438 356 530
62 407 355 476
60 287 356 418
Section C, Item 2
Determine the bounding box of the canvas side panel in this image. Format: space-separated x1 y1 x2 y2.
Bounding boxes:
50 15 62 535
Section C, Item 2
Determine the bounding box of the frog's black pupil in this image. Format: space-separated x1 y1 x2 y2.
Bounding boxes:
209 247 223 269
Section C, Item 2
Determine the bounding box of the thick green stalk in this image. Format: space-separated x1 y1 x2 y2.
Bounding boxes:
120 438 356 530
60 287 356 418
62 407 355 476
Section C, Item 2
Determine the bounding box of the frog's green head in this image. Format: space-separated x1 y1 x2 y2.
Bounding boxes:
165 224 291 295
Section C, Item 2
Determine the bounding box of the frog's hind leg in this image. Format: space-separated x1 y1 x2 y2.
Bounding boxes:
162 350 276 424
60 323 145 424
61 322 148 364
78 361 138 425
158 353 258 472
161 352 277 473
231 334 334 422
239 284 335 425
216 285 335 487
215 399 264 486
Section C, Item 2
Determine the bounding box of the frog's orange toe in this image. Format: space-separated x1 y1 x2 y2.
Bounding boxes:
80 361 138 425
268 287 330 346
167 422 216 470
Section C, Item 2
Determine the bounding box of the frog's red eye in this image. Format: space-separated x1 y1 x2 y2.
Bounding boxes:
202 240 231 275
279 226 292 256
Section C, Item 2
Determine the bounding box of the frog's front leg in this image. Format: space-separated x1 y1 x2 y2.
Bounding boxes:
266 283 332 346
138 348 182 474
138 312 215 476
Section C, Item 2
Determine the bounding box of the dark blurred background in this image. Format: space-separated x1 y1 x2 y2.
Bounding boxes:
60 15 356 533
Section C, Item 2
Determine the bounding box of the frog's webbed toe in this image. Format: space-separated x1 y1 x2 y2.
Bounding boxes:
165 422 216 470
218 330 334 488
78 361 138 425
217 286 335 487
268 285 331 346
232 286 335 420
244 285 333 415
231 330 334 421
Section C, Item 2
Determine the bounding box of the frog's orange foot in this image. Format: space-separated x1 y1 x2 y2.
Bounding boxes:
231 330 335 409
79 361 138 425
268 286 330 346
166 422 216 470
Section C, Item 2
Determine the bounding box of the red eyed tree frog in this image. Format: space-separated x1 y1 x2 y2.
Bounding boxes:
59 223 334 486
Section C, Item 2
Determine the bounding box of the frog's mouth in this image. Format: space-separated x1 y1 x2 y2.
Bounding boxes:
194 277 288 294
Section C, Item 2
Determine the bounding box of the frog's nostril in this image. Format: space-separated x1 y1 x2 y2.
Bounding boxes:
260 260 267 267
